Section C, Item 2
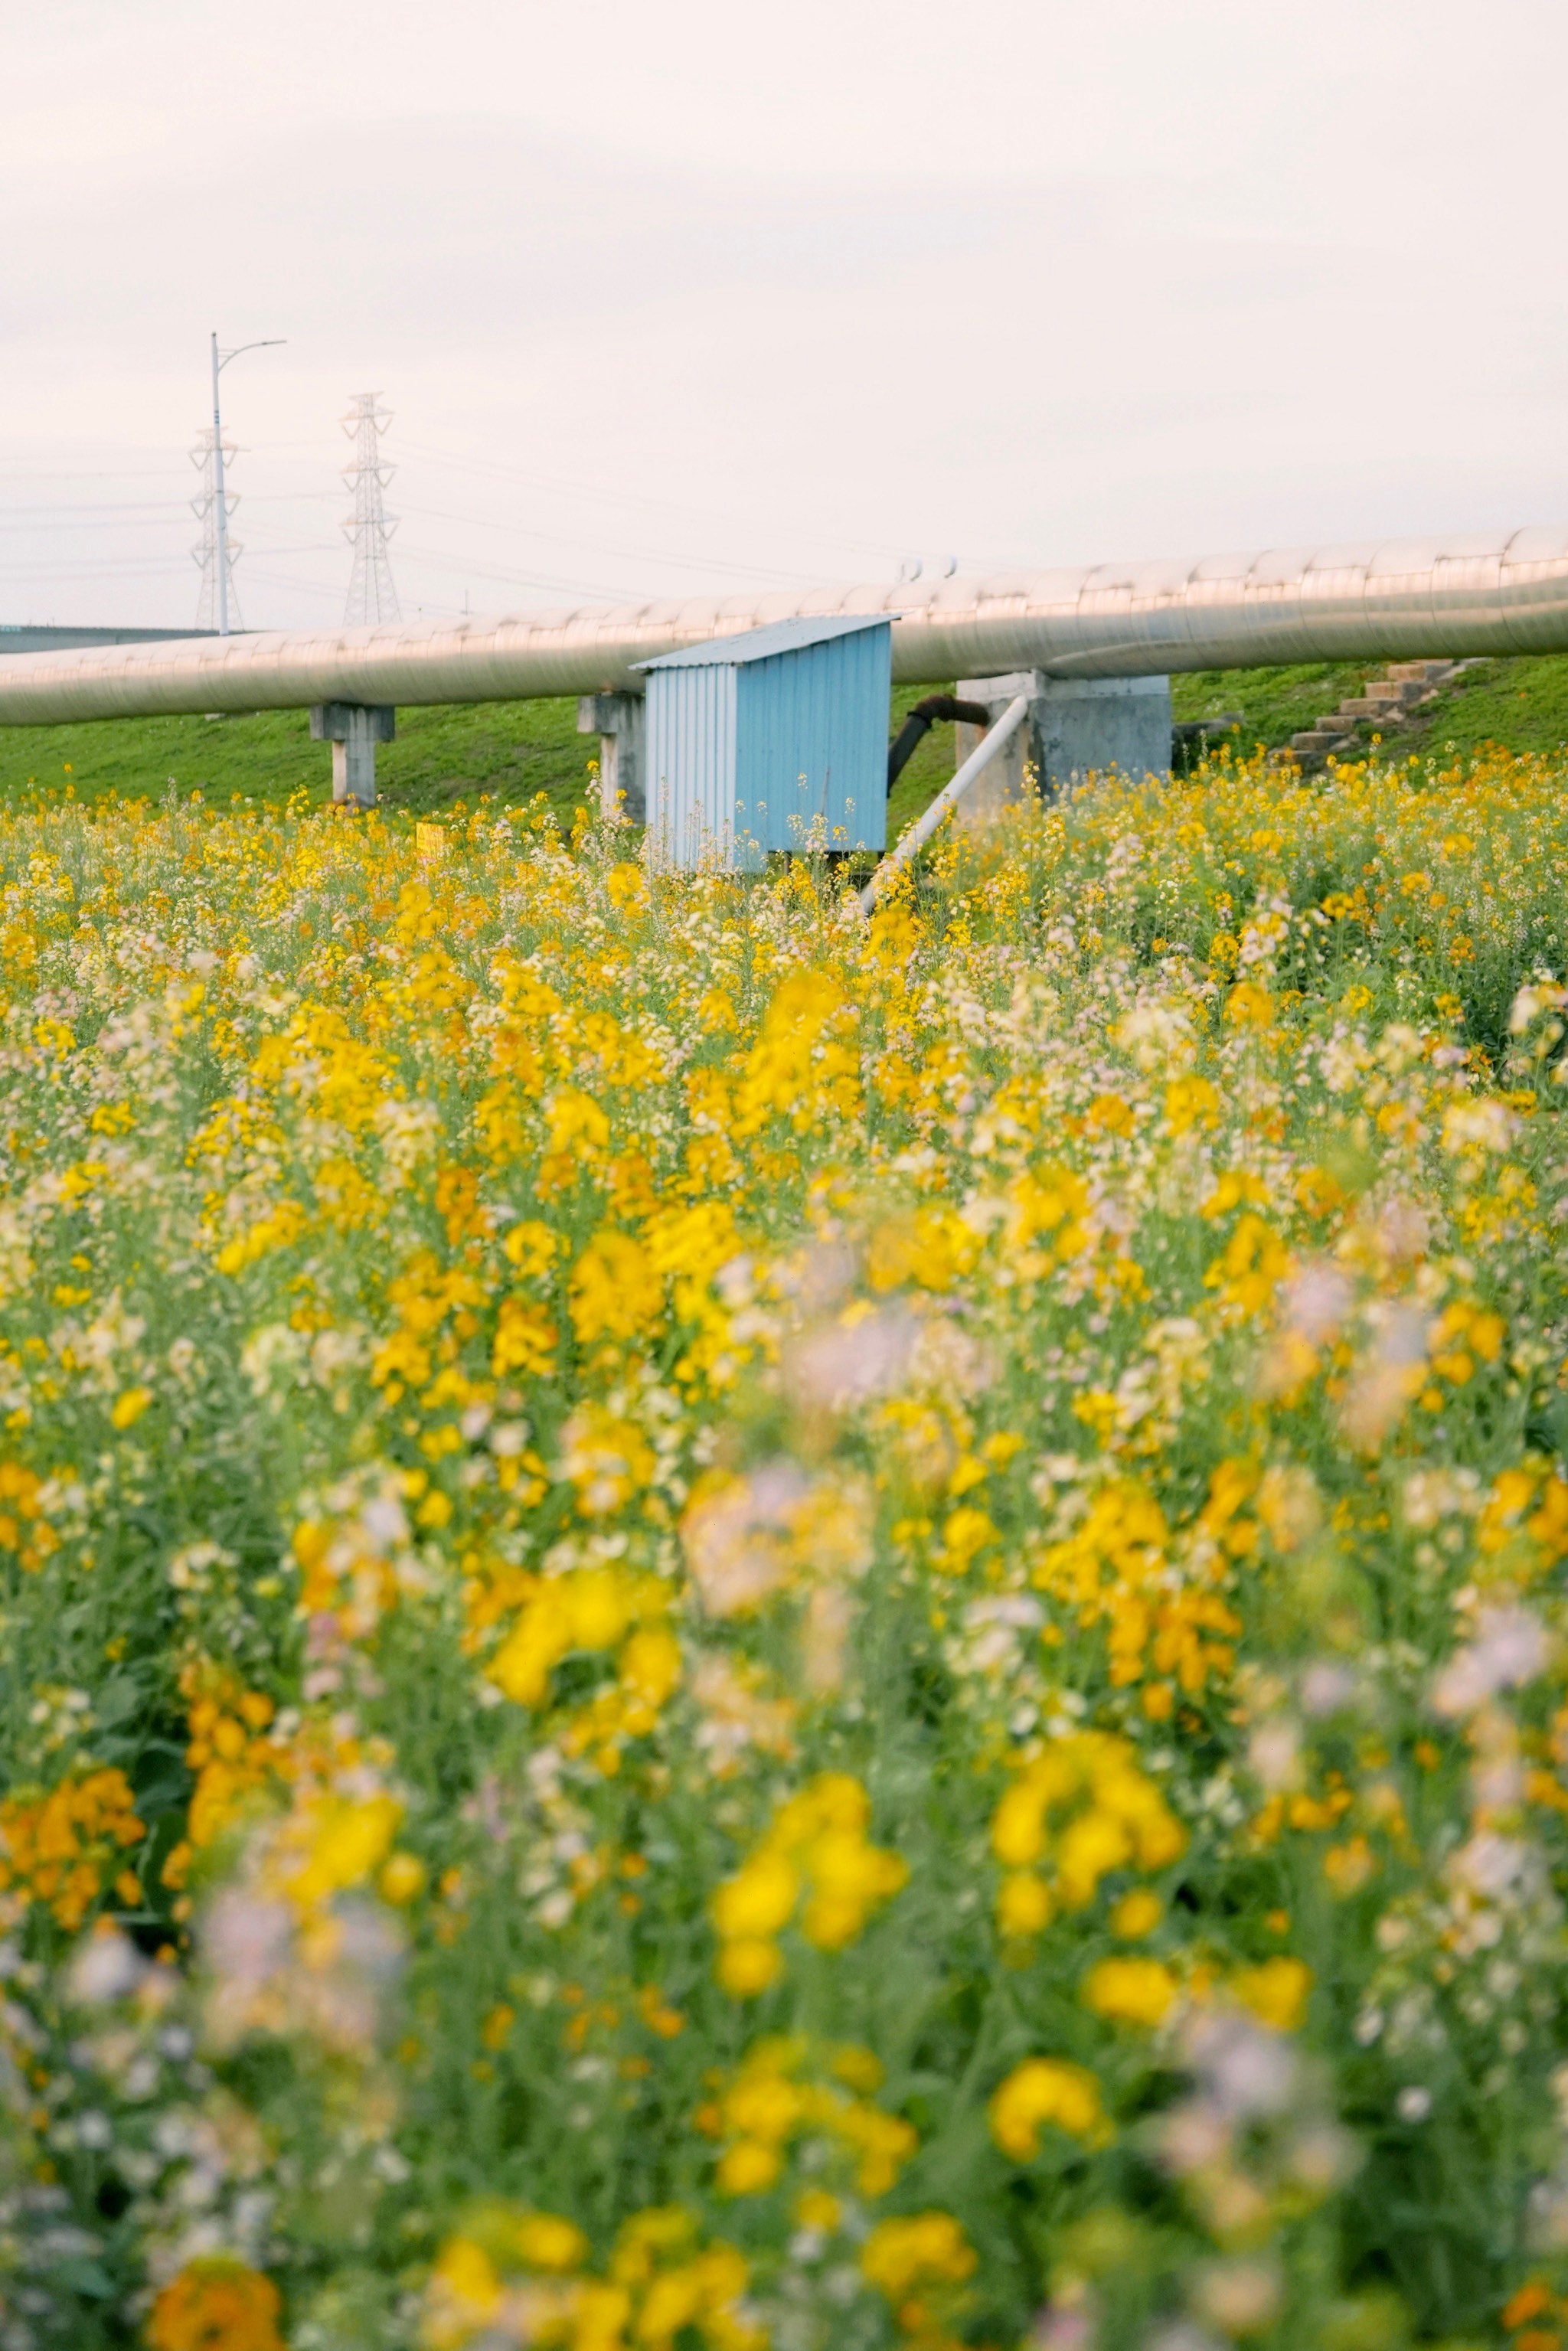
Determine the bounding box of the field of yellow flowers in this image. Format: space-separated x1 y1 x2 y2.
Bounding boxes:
3 746 1568 2351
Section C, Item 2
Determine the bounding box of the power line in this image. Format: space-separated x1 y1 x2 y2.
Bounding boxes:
0 512 191 534
0 463 195 482
0 557 197 580
248 429 980 576
392 435 953 568
391 496 834 586
391 540 643 602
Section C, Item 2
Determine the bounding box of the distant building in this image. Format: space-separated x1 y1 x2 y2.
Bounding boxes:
0 626 221 658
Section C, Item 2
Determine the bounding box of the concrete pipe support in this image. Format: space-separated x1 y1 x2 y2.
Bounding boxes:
954 673 1174 818
577 692 646 824
309 702 396 807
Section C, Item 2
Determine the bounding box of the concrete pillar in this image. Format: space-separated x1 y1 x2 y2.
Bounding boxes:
953 672 1039 824
953 672 1171 821
310 702 396 808
577 692 646 824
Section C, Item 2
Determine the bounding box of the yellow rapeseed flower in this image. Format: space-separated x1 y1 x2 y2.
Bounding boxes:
1082 1954 1180 2027
988 2058 1111 2158
860 2211 976 2297
110 1386 153 1429
1230 1956 1313 2032
149 2260 284 2351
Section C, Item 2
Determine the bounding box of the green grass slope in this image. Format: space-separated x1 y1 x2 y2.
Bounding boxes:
0 680 965 841
0 679 961 832
1170 661 1371 751
3 653 1568 836
1171 651 1568 762
0 697 600 824
1390 654 1568 759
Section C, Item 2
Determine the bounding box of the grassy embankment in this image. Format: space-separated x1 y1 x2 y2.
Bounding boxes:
1171 652 1568 764
0 686 961 831
2 655 1566 831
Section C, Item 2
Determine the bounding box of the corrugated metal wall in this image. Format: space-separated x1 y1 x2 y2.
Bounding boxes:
736 625 891 855
645 661 740 867
645 619 891 869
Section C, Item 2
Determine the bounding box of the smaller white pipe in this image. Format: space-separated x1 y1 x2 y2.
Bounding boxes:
859 694 1030 912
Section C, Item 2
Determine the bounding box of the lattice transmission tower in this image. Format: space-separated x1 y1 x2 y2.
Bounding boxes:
341 393 401 625
190 426 243 632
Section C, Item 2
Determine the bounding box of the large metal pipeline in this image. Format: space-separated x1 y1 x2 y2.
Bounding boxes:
2 525 1568 725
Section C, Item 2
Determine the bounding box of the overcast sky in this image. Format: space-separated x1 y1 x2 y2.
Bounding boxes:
3 0 1565 629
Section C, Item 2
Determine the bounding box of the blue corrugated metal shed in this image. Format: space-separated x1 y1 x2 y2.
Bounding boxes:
635 614 892 870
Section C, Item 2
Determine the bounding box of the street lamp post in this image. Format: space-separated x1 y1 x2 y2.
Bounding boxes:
210 331 285 638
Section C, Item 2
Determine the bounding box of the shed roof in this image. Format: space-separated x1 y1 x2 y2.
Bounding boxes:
632 612 893 672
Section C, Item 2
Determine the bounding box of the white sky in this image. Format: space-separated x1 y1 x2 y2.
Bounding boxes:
2 0 1565 628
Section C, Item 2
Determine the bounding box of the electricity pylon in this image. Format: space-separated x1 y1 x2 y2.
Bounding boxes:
341 393 401 625
191 425 242 633
196 333 284 635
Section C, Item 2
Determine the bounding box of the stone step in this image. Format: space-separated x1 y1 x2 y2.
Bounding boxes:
1338 695 1407 720
1293 660 1468 759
